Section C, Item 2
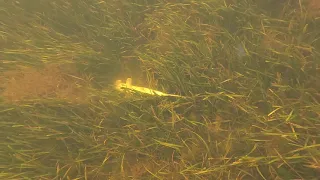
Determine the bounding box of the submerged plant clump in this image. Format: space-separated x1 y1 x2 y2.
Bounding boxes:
0 0 319 179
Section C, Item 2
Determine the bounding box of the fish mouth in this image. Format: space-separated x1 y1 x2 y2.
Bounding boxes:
114 79 124 91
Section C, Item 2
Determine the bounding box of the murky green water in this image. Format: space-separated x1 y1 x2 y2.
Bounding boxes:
1 0 319 179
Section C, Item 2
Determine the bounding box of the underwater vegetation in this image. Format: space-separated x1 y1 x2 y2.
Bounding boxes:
0 0 319 179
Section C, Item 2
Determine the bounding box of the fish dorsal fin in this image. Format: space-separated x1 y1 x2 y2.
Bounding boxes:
126 78 132 88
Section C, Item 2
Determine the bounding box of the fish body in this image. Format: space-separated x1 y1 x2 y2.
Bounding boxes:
115 78 183 97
